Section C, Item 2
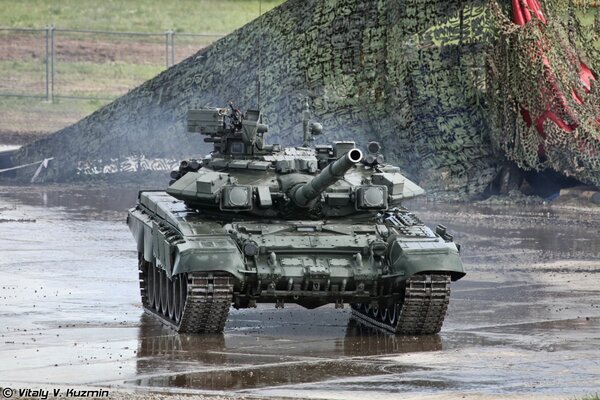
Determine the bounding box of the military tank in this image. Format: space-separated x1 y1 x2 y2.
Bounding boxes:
127 101 465 335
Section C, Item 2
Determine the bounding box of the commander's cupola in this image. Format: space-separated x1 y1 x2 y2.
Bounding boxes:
187 104 272 158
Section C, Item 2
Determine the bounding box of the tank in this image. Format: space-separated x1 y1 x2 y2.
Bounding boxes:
127 101 466 335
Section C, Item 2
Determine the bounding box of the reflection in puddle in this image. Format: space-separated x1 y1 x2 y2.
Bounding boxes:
343 318 443 357
134 359 384 391
132 315 443 391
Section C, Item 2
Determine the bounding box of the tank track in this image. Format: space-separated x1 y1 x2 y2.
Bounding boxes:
351 274 451 335
138 255 233 333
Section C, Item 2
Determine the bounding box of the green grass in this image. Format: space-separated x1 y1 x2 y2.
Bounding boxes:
0 96 110 139
578 7 597 25
0 0 284 33
0 60 164 98
577 395 600 400
0 96 107 118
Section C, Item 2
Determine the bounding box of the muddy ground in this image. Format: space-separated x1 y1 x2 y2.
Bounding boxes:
0 33 208 65
0 184 599 400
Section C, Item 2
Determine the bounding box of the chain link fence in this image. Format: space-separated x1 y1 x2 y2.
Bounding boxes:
0 27 222 102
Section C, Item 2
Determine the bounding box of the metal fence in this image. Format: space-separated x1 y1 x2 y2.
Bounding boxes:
0 27 223 102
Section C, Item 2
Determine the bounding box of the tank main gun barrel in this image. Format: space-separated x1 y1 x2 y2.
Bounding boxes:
292 148 363 207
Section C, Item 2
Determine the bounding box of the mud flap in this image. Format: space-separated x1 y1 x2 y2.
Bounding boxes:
152 221 175 276
387 239 465 281
127 208 155 264
127 209 145 253
172 236 245 282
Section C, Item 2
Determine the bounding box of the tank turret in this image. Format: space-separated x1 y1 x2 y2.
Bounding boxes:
168 104 412 217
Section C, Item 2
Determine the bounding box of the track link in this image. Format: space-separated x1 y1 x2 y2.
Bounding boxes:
178 273 233 333
351 274 451 335
139 258 233 333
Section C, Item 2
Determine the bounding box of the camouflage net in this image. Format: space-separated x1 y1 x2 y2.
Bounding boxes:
487 0 600 186
380 0 498 198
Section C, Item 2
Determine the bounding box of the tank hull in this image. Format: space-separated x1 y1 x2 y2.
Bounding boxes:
128 191 465 334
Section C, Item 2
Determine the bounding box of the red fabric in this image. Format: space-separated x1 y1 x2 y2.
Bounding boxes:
512 0 526 25
536 110 576 134
580 62 595 92
521 0 532 23
528 0 547 24
511 0 596 140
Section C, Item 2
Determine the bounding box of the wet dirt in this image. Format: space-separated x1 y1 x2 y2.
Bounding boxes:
0 33 208 66
0 184 599 399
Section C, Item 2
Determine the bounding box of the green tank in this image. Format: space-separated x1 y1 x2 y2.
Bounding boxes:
127 101 465 335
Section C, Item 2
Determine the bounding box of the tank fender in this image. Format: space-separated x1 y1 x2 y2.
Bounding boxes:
127 209 144 253
127 208 156 264
143 223 155 263
171 236 245 281
386 237 465 281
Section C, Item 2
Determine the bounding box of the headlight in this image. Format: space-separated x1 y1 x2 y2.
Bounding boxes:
243 241 259 256
220 185 253 210
356 185 388 210
371 240 387 257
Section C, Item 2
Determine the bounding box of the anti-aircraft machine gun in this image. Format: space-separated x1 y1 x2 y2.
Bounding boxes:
127 101 465 334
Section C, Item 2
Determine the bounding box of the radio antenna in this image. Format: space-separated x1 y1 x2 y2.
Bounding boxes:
257 0 262 110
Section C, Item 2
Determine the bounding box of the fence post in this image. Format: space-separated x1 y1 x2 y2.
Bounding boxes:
171 30 175 66
165 31 170 68
45 26 50 101
50 25 55 103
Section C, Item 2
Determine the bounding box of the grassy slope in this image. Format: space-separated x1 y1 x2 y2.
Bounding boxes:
0 0 283 33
